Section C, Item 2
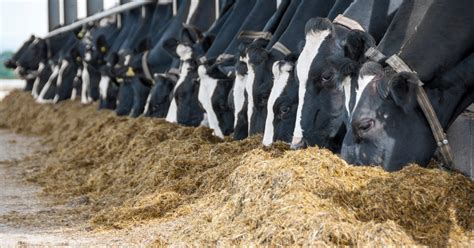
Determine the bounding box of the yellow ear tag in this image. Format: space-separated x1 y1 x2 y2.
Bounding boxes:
126 67 135 77
76 57 81 62
100 46 107 53
77 32 84 38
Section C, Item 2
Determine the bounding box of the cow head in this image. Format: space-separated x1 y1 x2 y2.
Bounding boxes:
262 55 298 146
143 72 178 118
341 66 434 171
198 61 234 138
342 52 474 171
229 58 249 140
246 39 275 136
164 24 213 126
291 18 374 152
4 35 35 69
16 37 47 76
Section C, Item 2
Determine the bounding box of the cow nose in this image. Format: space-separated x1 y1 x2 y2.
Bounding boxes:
290 137 307 150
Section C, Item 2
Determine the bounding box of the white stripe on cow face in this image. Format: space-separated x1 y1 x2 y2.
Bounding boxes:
143 92 153 115
37 64 60 104
99 75 110 100
262 61 292 147
165 62 189 123
56 59 69 88
53 59 69 103
342 76 351 117
166 44 193 123
351 74 374 118
81 62 92 104
292 30 331 145
186 0 200 24
198 65 223 138
233 62 247 128
124 54 131 66
32 62 45 99
244 55 256 133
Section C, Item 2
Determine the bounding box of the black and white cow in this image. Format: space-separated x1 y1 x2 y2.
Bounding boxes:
237 0 343 144
290 0 402 151
4 35 36 91
341 0 474 171
198 0 281 137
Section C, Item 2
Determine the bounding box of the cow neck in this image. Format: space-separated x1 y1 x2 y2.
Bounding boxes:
387 55 474 168
266 0 300 48
396 0 474 83
376 0 434 57
46 32 73 59
274 0 337 54
342 0 402 42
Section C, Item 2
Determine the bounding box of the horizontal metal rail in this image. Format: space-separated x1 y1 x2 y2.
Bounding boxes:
44 0 154 38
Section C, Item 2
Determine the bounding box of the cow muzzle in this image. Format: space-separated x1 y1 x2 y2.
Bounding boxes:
290 136 308 150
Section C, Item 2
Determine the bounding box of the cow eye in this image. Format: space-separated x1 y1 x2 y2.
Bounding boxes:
321 71 333 82
356 118 375 133
278 106 290 119
219 102 227 111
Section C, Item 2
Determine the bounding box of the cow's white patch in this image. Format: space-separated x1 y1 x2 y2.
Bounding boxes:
198 65 222 138
124 54 131 66
71 88 77 100
233 71 247 128
243 56 256 133
165 62 190 123
53 59 69 103
56 59 69 88
142 92 153 115
351 75 375 117
37 65 60 104
85 51 92 62
99 75 110 100
32 62 45 98
81 62 92 104
262 61 292 147
292 30 331 145
186 0 200 24
342 76 351 116
176 44 192 60
200 113 209 127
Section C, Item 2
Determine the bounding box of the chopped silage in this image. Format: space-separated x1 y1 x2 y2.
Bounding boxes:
0 91 472 246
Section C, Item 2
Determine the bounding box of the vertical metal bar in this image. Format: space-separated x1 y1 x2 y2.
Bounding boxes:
48 0 61 31
63 0 78 25
87 0 103 16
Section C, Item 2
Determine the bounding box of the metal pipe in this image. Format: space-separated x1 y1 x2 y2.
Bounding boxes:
44 0 154 38
63 0 78 25
86 0 103 16
48 0 61 31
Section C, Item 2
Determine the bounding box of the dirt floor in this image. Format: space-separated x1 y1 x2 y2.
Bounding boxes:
0 91 472 247
0 129 164 246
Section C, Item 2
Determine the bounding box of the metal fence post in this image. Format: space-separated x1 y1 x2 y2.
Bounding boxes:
87 0 104 16
48 0 61 31
63 0 78 25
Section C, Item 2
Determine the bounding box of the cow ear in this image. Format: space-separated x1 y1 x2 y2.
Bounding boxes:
136 38 151 53
163 38 179 58
343 30 375 62
182 24 203 44
389 72 419 113
96 35 109 54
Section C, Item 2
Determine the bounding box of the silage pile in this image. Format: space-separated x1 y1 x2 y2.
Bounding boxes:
0 91 472 246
